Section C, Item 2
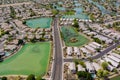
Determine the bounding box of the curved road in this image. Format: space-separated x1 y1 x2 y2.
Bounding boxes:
52 17 63 80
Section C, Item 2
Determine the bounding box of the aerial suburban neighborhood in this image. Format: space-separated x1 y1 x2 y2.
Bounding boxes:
0 0 120 80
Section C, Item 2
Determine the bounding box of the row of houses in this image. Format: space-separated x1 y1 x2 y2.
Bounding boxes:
0 39 19 57
68 61 101 74
81 28 114 44
0 3 53 23
66 42 102 57
68 52 120 75
79 23 120 44
60 18 92 25
89 23 120 40
99 52 120 71
66 47 80 56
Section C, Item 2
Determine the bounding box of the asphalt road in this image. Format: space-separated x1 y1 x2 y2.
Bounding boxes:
52 18 62 80
64 42 120 62
91 42 120 59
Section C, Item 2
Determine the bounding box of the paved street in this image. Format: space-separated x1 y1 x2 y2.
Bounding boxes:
52 18 63 80
92 42 120 59
64 42 120 62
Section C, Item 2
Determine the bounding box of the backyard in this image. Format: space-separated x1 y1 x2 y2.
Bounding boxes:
61 26 89 46
0 42 51 76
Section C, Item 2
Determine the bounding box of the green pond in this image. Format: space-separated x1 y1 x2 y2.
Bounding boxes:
61 26 89 46
26 18 52 28
0 42 51 76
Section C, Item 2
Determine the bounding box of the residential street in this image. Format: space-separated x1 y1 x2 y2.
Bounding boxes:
64 42 120 62
52 17 63 80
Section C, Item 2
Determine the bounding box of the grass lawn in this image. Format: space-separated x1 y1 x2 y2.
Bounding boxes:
61 26 89 46
26 18 52 28
0 42 51 76
111 76 120 80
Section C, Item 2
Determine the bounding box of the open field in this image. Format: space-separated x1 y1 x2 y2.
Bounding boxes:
0 42 51 76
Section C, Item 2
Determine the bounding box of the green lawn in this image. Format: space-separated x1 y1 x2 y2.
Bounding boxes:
111 76 120 80
26 18 52 28
61 26 89 46
0 42 51 76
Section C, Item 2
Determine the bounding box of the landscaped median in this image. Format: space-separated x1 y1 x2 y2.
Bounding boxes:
0 42 51 76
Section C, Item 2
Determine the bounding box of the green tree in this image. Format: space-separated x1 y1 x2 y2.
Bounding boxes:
89 13 95 21
18 39 24 45
22 21 26 24
41 32 45 38
96 48 101 52
77 71 93 80
101 62 108 70
1 77 7 80
113 68 118 73
74 59 79 65
93 38 102 44
97 69 109 78
27 74 36 80
73 19 79 28
52 9 59 16
10 6 16 19
40 37 45 41
79 61 86 68
36 76 45 80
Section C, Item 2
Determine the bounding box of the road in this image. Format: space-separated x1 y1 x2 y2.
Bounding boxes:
64 42 120 62
52 17 63 80
91 42 120 59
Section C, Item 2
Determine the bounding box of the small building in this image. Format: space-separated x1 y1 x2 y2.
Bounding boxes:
88 43 98 49
92 42 102 48
104 57 119 68
85 62 95 73
92 62 101 71
67 47 73 56
9 39 18 45
69 62 76 74
77 64 85 71
5 45 17 51
105 39 113 44
73 47 80 56
80 47 91 56
108 55 120 63
107 64 115 71
84 45 96 52
0 52 5 56
111 53 120 59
